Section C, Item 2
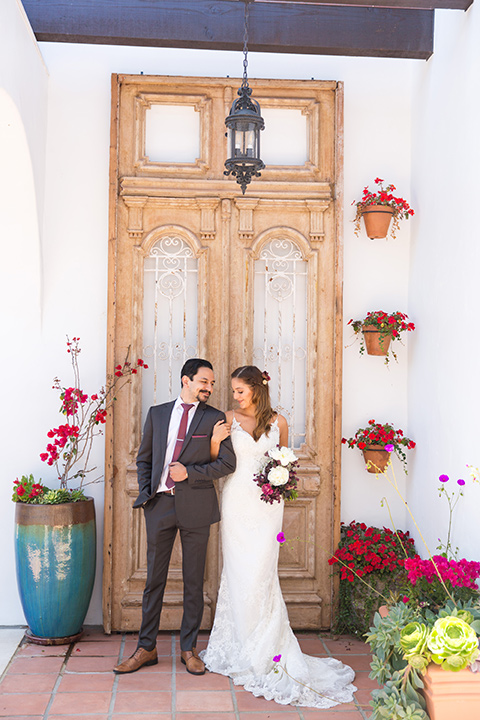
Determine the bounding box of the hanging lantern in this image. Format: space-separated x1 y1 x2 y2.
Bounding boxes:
224 1 265 194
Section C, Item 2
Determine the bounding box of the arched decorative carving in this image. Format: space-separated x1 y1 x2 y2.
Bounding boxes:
250 226 313 261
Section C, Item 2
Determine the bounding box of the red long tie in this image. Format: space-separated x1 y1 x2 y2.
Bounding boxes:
166 403 194 489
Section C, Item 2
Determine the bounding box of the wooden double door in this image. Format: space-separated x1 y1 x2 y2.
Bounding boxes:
103 74 344 632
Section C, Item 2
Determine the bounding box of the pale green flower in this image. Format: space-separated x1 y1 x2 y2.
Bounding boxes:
400 622 430 666
427 616 480 671
456 610 474 625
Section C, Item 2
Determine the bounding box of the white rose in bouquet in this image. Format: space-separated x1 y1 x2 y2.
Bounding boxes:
268 466 289 486
268 446 298 467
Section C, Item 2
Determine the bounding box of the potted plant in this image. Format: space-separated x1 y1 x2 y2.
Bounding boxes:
342 419 416 474
348 310 415 365
13 337 147 644
366 470 480 720
328 521 417 636
353 177 414 240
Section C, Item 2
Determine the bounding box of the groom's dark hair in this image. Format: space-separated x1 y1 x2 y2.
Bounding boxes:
180 358 213 383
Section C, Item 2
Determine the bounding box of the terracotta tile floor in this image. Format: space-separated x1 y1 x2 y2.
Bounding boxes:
0 628 374 720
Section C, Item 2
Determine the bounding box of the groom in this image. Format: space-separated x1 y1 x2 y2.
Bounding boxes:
113 358 235 676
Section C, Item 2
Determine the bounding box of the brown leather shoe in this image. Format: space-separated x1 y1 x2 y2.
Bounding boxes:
181 649 205 675
113 646 158 674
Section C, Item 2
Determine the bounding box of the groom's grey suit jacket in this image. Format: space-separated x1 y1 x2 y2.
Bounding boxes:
134 401 236 527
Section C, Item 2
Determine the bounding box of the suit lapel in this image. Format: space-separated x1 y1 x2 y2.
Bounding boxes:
181 402 206 451
158 401 176 468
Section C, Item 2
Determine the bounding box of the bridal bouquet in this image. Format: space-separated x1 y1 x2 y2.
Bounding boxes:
253 445 299 504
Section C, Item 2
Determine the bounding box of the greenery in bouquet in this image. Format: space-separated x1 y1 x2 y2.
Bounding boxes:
329 521 417 636
342 419 416 473
365 466 480 720
348 310 415 365
353 177 414 240
253 445 299 504
12 336 147 505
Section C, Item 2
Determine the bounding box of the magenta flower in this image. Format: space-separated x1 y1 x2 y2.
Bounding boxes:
457 479 466 486
277 532 286 544
439 474 449 483
273 654 282 663
385 444 394 452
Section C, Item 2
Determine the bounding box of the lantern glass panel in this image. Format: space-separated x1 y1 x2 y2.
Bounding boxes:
228 121 258 159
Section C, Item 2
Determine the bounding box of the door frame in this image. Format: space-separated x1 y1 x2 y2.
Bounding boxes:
103 73 344 633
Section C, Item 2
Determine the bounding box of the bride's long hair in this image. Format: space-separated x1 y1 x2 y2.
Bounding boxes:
231 365 274 441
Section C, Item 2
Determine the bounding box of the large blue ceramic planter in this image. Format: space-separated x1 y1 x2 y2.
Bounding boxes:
15 498 96 643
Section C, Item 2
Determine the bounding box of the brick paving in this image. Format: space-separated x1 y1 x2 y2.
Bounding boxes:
0 629 374 719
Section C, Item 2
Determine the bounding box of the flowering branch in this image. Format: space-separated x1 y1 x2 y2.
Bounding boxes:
39 336 148 489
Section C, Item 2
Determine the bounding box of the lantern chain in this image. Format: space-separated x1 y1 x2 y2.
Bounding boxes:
242 1 250 88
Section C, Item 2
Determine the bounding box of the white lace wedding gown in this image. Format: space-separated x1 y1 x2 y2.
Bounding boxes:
201 417 357 708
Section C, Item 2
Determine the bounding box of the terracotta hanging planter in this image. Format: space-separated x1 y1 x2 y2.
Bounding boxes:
362 445 391 473
362 326 392 356
422 663 480 720
361 205 395 239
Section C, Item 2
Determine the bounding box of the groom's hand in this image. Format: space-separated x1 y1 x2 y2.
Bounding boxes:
169 462 188 482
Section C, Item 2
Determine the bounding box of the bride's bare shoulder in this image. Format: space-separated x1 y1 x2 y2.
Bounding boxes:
273 412 288 428
224 410 234 422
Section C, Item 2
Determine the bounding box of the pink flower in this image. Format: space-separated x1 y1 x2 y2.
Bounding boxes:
277 532 286 544
273 654 282 663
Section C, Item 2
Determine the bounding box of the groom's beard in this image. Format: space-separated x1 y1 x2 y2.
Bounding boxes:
196 389 211 402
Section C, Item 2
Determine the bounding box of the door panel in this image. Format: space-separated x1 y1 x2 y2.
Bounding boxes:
104 74 343 632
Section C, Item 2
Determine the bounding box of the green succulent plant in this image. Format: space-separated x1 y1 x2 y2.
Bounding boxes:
427 615 479 671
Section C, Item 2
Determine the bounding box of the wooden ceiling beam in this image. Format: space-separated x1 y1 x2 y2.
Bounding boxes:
22 0 434 60
221 0 472 10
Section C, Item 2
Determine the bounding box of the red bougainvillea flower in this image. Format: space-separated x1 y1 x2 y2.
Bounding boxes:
38 336 148 490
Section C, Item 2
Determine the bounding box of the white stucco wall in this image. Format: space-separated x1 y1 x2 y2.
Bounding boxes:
0 0 48 625
409 4 480 562
5 4 476 626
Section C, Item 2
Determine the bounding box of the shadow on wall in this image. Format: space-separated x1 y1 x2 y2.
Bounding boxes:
0 87 42 625
0 87 41 334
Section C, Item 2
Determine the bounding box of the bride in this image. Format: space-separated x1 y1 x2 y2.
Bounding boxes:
200 365 357 708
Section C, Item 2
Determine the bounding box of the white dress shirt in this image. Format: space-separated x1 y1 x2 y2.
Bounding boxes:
157 397 199 493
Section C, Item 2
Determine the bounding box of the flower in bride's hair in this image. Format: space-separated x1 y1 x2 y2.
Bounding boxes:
262 370 271 385
277 532 286 545
268 466 289 486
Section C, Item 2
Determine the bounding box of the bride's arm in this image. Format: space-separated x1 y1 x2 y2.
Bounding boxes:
210 411 233 460
277 414 289 447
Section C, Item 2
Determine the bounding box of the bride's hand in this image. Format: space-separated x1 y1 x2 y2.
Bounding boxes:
212 420 231 444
